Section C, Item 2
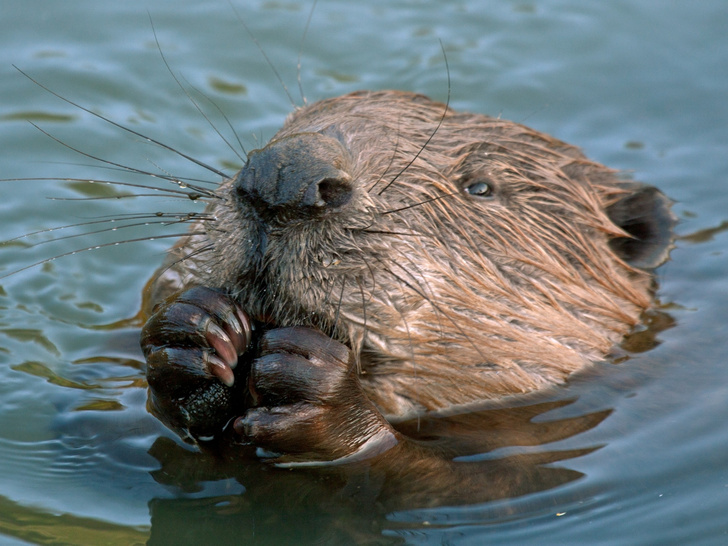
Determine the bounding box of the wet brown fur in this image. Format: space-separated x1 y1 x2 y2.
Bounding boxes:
150 90 664 419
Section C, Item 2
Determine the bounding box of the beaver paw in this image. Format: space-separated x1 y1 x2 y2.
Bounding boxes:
234 327 398 466
141 286 253 444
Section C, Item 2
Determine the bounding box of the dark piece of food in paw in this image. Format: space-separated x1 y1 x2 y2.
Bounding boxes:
142 286 253 444
235 327 398 465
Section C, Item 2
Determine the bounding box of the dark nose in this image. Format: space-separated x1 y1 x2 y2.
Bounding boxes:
234 132 353 216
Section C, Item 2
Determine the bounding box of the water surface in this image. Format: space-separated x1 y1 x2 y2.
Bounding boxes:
1 1 727 544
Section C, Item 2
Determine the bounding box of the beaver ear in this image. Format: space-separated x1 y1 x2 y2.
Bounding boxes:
606 183 676 269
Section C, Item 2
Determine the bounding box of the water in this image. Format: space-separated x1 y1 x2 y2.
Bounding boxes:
1 0 727 544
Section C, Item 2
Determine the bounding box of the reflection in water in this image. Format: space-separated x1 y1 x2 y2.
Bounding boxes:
0 493 148 545
145 399 608 545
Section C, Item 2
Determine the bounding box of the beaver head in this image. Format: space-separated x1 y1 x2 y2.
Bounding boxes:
159 90 674 418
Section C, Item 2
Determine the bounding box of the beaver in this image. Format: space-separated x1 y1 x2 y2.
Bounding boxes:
141 89 674 465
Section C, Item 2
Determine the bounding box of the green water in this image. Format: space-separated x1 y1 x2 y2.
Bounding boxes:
1 0 727 544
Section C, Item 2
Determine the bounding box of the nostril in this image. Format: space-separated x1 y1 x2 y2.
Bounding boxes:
301 177 352 209
317 177 353 208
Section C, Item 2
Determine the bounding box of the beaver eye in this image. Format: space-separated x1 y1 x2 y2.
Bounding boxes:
463 180 493 198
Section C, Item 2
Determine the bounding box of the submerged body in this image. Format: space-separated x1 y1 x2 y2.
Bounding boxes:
142 90 673 462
